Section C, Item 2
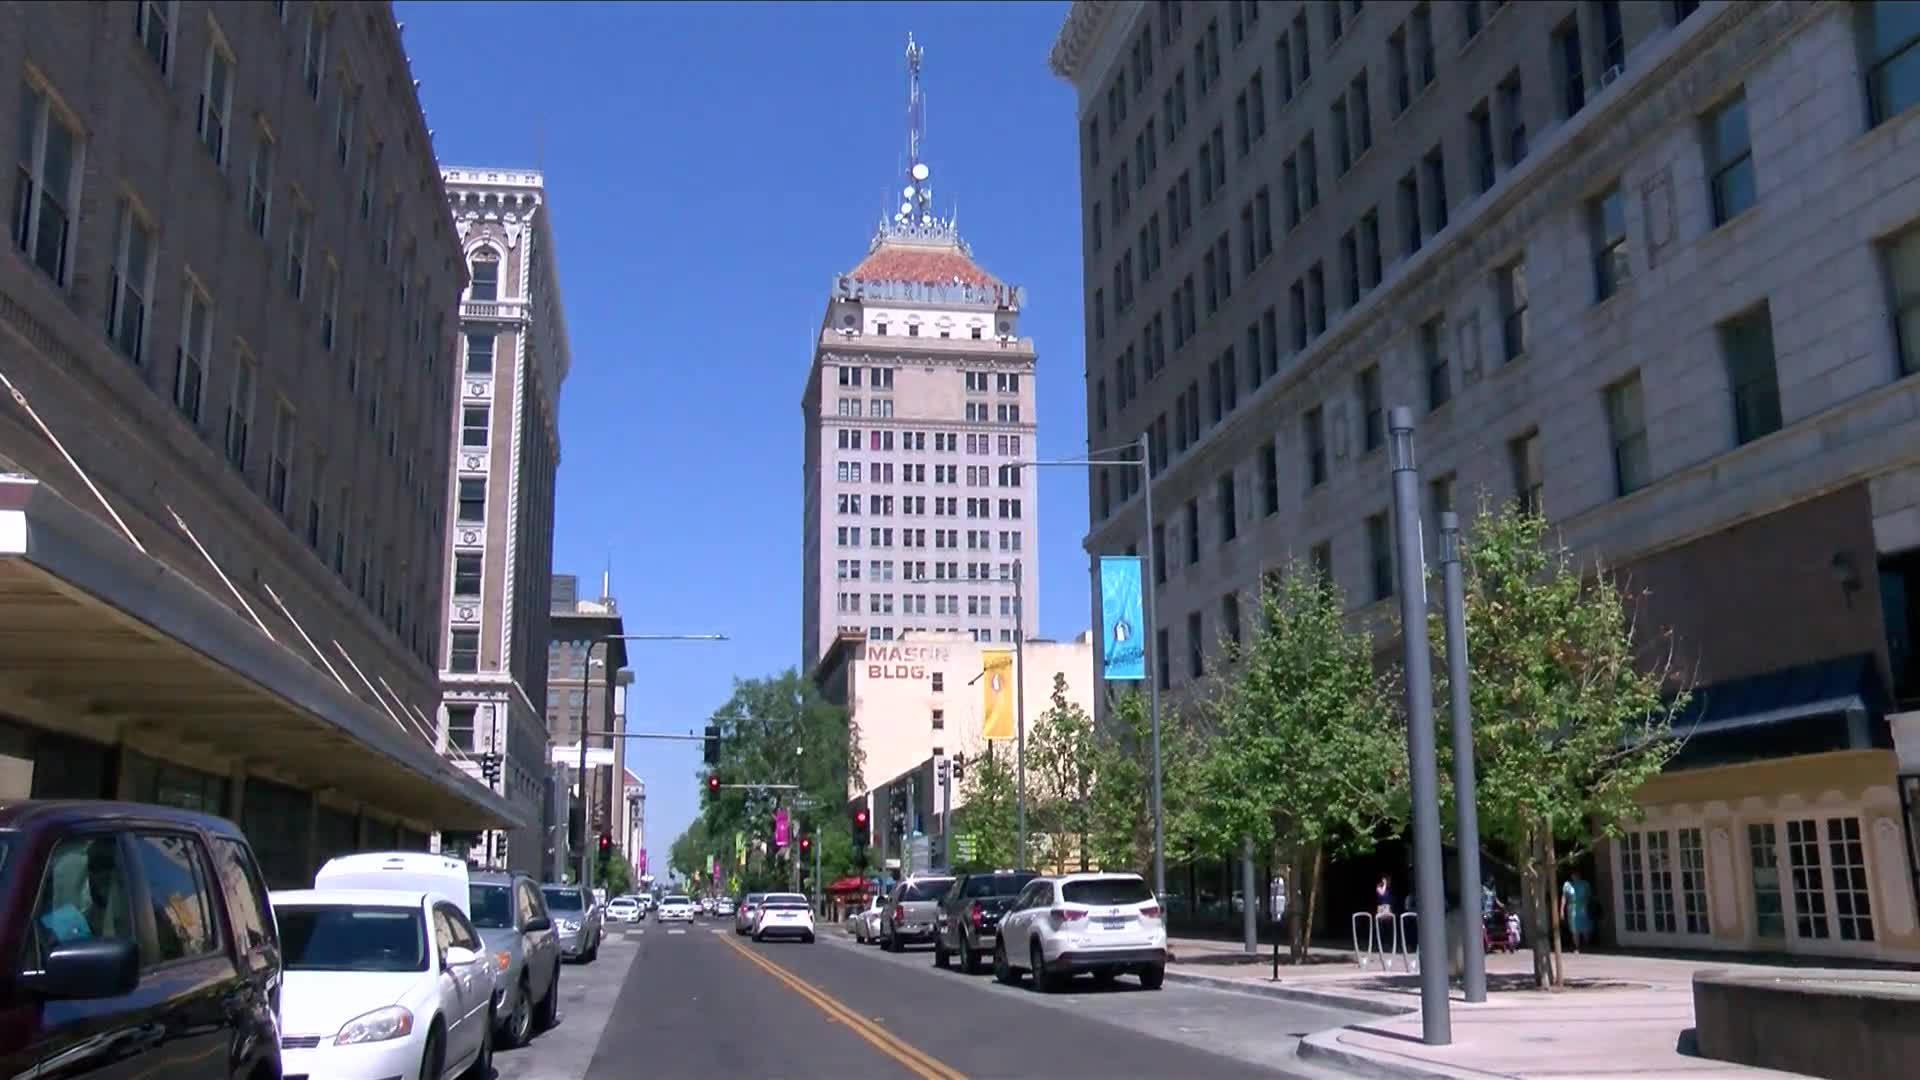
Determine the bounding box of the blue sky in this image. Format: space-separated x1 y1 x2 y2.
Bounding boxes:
395 1 1083 864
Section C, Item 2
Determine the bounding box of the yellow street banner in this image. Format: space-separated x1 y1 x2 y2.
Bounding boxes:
981 649 1014 740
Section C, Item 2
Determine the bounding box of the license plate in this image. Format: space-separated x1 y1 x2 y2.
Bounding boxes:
1098 918 1129 929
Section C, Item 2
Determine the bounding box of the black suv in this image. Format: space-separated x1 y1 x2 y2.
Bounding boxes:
0 800 283 1079
933 871 1037 974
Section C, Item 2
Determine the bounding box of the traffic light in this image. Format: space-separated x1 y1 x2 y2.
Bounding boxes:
705 774 721 796
799 835 811 854
702 724 720 766
851 806 870 847
597 831 612 854
952 752 966 782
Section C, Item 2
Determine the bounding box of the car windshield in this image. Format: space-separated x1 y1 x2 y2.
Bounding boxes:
277 905 427 972
963 873 1036 898
542 888 584 912
469 884 514 928
900 878 953 902
1062 878 1154 905
663 895 691 905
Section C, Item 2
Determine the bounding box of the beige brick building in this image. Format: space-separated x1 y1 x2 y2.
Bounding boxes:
1053 1 1920 960
0 0 521 886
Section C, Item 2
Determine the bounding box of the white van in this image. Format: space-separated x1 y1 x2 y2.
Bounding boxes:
314 851 472 916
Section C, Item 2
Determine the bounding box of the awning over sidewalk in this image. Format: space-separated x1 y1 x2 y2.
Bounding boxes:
0 478 528 831
1667 653 1890 769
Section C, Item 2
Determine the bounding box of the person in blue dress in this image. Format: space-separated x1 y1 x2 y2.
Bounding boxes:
1560 869 1594 953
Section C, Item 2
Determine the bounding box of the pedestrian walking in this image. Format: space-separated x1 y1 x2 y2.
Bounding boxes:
1560 869 1593 953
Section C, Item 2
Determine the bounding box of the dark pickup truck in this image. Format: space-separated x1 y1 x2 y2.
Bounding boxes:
933 870 1038 974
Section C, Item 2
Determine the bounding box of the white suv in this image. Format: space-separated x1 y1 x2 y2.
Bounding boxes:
992 873 1166 991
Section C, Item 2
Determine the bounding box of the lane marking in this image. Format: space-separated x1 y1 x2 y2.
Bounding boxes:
719 935 967 1080
668 929 686 935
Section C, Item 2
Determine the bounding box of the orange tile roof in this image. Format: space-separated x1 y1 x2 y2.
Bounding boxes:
848 243 1000 287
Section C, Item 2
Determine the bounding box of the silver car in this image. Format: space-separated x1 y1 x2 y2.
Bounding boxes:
735 893 766 935
469 870 562 1048
543 883 604 963
880 875 955 951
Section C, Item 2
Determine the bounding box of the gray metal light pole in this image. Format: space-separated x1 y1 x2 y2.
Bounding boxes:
574 633 727 887
1013 561 1029 871
1439 510 1488 1003
1016 431 1164 898
1387 406 1452 1045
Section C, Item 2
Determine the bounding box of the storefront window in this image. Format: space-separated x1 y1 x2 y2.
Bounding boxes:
1747 823 1785 939
122 751 228 814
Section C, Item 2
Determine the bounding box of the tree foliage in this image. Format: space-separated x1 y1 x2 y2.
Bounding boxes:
1432 501 1687 987
951 736 1018 871
1028 673 1098 871
1190 562 1405 958
1082 688 1200 876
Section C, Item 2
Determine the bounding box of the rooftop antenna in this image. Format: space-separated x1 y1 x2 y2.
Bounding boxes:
897 33 932 228
602 554 611 602
535 115 547 174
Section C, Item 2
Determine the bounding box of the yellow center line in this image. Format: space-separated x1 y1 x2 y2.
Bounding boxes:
718 935 968 1080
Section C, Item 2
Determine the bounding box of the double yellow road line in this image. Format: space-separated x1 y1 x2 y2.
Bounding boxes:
719 935 967 1080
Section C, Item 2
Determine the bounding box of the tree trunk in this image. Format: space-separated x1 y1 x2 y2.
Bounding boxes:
1521 823 1555 989
1545 830 1565 989
1293 843 1324 964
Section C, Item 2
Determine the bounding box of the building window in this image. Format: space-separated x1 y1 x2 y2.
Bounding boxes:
1509 429 1543 514
1721 303 1782 445
224 355 253 469
1498 261 1529 362
107 200 155 365
1358 365 1384 452
1619 832 1648 932
1746 823 1785 939
457 477 487 524
302 10 326 98
1864 0 1920 126
1885 226 1920 377
286 206 311 298
449 630 480 674
1260 439 1280 515
1153 522 1167 583
1184 498 1200 564
1703 94 1756 226
1216 472 1236 543
1156 627 1170 690
198 36 234 165
320 264 338 350
461 405 489 447
1366 512 1394 602
453 552 482 597
1605 374 1650 496
245 130 273 236
469 250 499 302
1421 317 1449 410
465 332 495 375
135 1 175 74
12 80 81 286
446 705 476 753
175 283 211 426
1555 17 1586 117
1304 407 1327 487
335 81 358 167
1677 827 1710 935
268 402 294 514
1588 185 1629 301
1186 610 1204 678
1471 101 1495 193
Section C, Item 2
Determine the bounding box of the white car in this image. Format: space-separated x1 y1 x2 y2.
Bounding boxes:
607 896 642 923
752 892 816 943
850 895 886 943
273 888 496 1079
992 872 1167 991
656 894 696 922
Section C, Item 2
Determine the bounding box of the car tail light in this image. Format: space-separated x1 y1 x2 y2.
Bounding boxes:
893 904 906 924
1049 907 1087 928
1140 904 1162 919
493 951 511 972
969 902 984 928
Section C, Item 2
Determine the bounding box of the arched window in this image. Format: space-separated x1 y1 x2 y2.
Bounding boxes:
469 249 499 302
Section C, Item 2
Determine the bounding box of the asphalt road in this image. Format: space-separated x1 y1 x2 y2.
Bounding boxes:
572 919 1369 1079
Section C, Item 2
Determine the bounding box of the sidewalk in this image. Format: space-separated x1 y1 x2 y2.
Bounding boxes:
1164 937 1809 1078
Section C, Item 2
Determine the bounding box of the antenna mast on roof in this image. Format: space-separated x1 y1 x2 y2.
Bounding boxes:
894 34 932 228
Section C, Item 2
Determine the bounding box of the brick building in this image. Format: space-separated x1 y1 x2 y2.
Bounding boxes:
1053 1 1920 960
0 0 522 886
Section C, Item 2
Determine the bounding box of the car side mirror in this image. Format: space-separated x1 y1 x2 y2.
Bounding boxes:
24 938 140 1000
443 945 478 970
523 915 551 933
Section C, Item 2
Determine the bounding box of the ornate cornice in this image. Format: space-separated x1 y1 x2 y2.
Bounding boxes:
1048 1 1125 83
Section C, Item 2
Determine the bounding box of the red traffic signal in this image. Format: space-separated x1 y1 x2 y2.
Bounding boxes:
799 835 812 853
597 831 611 853
706 774 721 794
853 807 869 828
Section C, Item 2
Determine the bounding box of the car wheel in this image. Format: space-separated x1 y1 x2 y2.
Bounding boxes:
502 980 533 1048
1140 963 1166 990
933 937 950 969
534 963 561 1032
1031 941 1060 993
887 930 902 953
459 1005 494 1079
959 938 980 974
419 1023 445 1080
993 940 1017 985
753 930 764 942
804 933 816 944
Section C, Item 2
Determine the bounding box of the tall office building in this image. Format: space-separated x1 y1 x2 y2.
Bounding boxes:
1053 2 1920 960
800 35 1040 666
0 0 521 884
435 167 569 874
548 573 630 883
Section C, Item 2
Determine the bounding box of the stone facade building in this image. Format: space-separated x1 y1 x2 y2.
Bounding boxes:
435 166 568 876
0 0 521 886
1053 1 1920 960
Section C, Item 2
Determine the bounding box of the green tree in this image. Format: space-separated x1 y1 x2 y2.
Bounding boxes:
1434 501 1688 988
951 738 1018 871
1085 688 1198 875
1196 562 1405 960
598 850 635 897
1028 673 1098 871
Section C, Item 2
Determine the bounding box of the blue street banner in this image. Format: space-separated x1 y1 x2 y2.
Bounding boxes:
1099 555 1147 681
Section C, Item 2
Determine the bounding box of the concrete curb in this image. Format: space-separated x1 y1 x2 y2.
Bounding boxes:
1162 968 1415 1018
1294 1031 1477 1080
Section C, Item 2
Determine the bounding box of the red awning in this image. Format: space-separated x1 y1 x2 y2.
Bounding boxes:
826 876 870 895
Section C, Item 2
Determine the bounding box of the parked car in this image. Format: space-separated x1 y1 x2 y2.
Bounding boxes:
272 886 494 1079
656 895 696 922
0 800 283 1079
542 883 603 963
465 869 561 1046
879 874 954 951
993 872 1166 991
751 893 816 943
607 896 642 924
734 893 766 935
933 870 1038 974
849 895 885 943
712 895 736 917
